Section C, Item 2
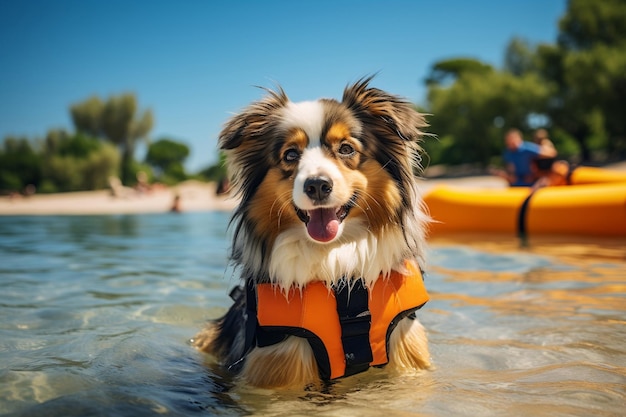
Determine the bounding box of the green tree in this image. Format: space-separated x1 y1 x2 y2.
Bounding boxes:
40 133 120 193
424 57 493 86
102 94 153 185
70 96 104 138
558 0 626 50
538 0 626 160
425 62 553 166
0 137 42 192
424 0 626 166
71 93 153 184
51 130 100 158
504 37 537 76
145 138 190 176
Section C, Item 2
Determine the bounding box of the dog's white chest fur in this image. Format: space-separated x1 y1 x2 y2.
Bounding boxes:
268 221 410 290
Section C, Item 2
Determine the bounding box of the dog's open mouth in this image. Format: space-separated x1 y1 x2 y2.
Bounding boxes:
295 195 356 242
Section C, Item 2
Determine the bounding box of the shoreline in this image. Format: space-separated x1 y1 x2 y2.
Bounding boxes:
0 180 238 216
0 176 507 216
2 161 625 216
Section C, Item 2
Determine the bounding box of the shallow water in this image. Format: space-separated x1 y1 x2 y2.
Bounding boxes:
0 213 624 416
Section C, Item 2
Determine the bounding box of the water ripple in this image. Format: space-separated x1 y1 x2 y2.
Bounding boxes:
0 214 624 416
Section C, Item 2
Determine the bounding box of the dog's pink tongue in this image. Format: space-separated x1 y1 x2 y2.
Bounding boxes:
306 208 339 242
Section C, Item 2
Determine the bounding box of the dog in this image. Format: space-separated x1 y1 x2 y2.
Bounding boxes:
194 77 432 389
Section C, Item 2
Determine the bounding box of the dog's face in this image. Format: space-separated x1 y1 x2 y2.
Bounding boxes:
261 98 405 245
284 100 363 243
221 78 426 246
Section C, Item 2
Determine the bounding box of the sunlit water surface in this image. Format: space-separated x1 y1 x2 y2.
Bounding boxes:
0 213 624 416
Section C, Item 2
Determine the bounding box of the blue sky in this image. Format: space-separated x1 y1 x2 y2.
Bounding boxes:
0 0 567 171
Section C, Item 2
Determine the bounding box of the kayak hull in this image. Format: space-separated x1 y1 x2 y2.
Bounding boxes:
424 183 626 237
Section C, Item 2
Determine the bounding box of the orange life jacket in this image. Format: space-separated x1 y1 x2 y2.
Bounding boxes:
254 261 429 380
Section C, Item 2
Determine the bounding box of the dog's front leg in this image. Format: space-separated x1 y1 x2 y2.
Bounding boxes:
241 336 320 389
387 317 431 371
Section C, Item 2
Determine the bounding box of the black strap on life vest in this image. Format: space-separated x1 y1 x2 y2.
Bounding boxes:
241 280 260 359
333 279 373 377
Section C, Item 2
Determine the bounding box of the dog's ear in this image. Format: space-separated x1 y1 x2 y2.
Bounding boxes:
219 87 289 150
342 76 427 143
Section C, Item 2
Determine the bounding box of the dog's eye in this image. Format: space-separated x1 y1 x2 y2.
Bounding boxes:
338 143 355 156
283 149 300 163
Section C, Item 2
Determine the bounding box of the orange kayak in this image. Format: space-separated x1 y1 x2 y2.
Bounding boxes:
568 166 626 185
424 170 626 237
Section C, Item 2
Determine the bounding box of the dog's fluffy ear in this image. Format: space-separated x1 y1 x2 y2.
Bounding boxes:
219 87 289 150
342 76 427 143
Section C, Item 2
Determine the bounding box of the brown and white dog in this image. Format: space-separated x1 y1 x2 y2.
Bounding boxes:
194 77 431 389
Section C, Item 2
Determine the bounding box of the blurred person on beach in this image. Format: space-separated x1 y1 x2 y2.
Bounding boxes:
135 171 152 194
170 194 181 212
490 128 558 187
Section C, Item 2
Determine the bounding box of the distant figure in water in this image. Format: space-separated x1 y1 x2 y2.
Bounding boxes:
171 194 181 213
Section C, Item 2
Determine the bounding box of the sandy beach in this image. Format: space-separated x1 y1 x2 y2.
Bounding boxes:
0 180 239 216
3 161 625 216
0 175 509 216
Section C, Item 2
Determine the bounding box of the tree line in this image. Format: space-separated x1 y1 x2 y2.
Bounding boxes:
0 93 226 195
422 0 626 169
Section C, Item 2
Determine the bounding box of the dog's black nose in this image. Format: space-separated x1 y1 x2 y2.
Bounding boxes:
304 176 333 201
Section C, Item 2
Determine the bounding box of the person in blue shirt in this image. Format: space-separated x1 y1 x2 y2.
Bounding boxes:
492 128 557 187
